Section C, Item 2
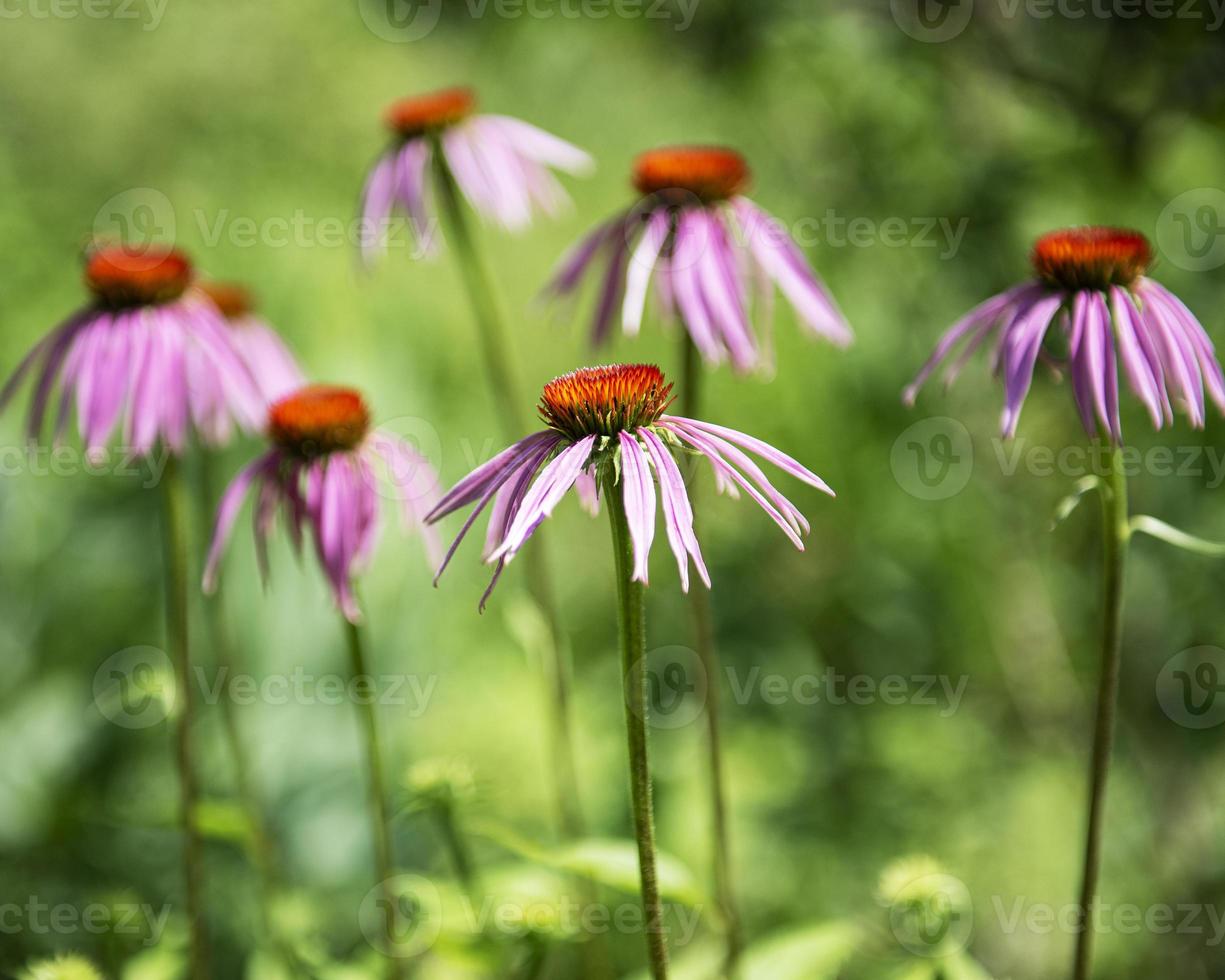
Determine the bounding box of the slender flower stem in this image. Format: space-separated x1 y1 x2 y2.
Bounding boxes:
160 456 208 980
1072 444 1130 980
431 142 586 842
605 473 669 980
197 453 280 936
344 618 404 980
433 800 478 895
678 333 741 976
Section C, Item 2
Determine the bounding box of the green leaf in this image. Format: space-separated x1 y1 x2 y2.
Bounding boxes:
470 822 705 906
1051 476 1104 530
1129 515 1225 557
738 920 862 980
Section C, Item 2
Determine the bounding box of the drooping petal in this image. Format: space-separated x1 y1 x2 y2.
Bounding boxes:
1137 281 1205 428
638 427 709 591
365 431 443 567
203 450 281 592
618 431 657 584
997 292 1062 438
488 435 596 563
427 430 561 522
1109 286 1164 429
622 208 670 337
664 415 835 496
691 209 756 371
359 150 401 266
734 197 852 347
669 212 725 364
1141 281 1225 414
482 114 594 175
574 466 600 516
903 283 1040 405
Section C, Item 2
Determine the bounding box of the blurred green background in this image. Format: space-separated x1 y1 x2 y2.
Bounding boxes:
3 1 1225 978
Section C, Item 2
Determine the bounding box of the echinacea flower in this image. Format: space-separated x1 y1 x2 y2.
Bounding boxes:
426 363 833 607
545 146 853 372
360 86 592 263
198 281 305 403
0 245 264 457
204 384 441 622
905 226 1225 441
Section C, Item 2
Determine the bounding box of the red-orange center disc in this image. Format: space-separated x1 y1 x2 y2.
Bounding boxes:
384 87 476 138
1031 227 1152 291
269 385 370 456
539 364 674 440
85 246 193 308
632 146 750 202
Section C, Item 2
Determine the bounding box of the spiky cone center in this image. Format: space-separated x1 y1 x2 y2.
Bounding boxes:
85 246 193 308
632 146 750 203
539 364 674 441
269 385 370 457
198 281 254 320
385 87 475 139
1031 227 1152 291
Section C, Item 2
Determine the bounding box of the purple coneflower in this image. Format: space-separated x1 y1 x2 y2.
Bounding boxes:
427 363 832 980
546 146 852 372
0 245 264 457
905 226 1225 440
204 384 441 623
198 282 305 404
360 86 592 262
426 363 833 607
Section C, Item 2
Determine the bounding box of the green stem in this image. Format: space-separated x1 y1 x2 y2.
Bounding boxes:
434 800 478 895
345 618 404 980
431 141 586 843
161 456 208 980
605 473 670 980
678 333 741 976
197 453 280 937
1072 445 1130 980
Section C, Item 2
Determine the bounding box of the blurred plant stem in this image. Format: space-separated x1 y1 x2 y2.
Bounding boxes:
678 332 742 977
160 455 208 980
605 471 669 980
433 798 479 897
1072 444 1130 980
430 140 586 844
344 618 404 980
196 453 281 947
